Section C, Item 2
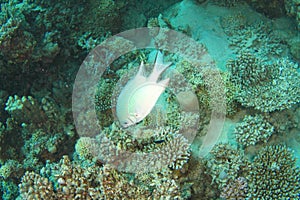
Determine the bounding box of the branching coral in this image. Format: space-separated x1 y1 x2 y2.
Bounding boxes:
248 145 300 199
0 160 22 180
19 156 154 199
229 22 285 58
151 177 182 199
5 95 46 124
227 53 300 112
220 177 248 200
75 137 99 161
205 144 251 190
1 94 75 199
234 114 274 147
19 156 103 199
19 171 56 199
85 124 191 173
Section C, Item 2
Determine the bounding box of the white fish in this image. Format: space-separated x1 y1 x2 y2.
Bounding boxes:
116 51 171 128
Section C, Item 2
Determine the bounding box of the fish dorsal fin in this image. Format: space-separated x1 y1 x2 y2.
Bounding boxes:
148 51 172 82
136 61 145 77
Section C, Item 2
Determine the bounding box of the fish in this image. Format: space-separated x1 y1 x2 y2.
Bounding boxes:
116 51 171 128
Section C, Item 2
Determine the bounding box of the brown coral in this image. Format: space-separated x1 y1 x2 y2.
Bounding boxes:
249 145 300 199
220 177 248 199
19 171 56 200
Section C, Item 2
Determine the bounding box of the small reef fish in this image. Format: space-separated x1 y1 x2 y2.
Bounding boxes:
116 51 171 128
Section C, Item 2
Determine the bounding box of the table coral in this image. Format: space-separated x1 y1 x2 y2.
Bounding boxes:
234 114 274 147
248 145 300 199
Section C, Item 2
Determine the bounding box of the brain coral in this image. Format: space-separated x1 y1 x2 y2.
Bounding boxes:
249 145 300 199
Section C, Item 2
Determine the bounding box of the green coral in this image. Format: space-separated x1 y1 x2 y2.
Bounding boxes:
228 53 300 112
5 95 45 124
205 144 251 190
235 114 274 147
75 137 98 161
284 0 300 29
229 22 285 58
0 160 22 180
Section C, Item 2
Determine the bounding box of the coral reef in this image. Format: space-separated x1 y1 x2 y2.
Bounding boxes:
0 0 299 199
18 155 192 199
0 94 75 199
248 145 300 199
18 171 56 199
87 123 191 173
220 177 248 199
284 0 300 29
229 22 285 58
205 144 251 191
227 53 300 112
245 0 286 18
151 177 182 199
234 114 274 147
18 156 104 199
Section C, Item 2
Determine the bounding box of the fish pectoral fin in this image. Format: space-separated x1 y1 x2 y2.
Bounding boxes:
158 78 170 88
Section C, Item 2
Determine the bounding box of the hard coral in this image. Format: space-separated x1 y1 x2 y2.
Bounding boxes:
90 124 191 173
18 156 153 199
229 22 285 58
228 53 300 112
220 177 248 200
235 114 274 147
249 145 300 199
206 144 251 190
18 171 56 200
18 156 103 199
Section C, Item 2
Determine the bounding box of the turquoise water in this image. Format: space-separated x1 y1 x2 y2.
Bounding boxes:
0 0 299 199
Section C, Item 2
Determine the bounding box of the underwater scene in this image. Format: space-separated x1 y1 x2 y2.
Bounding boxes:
0 0 300 199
